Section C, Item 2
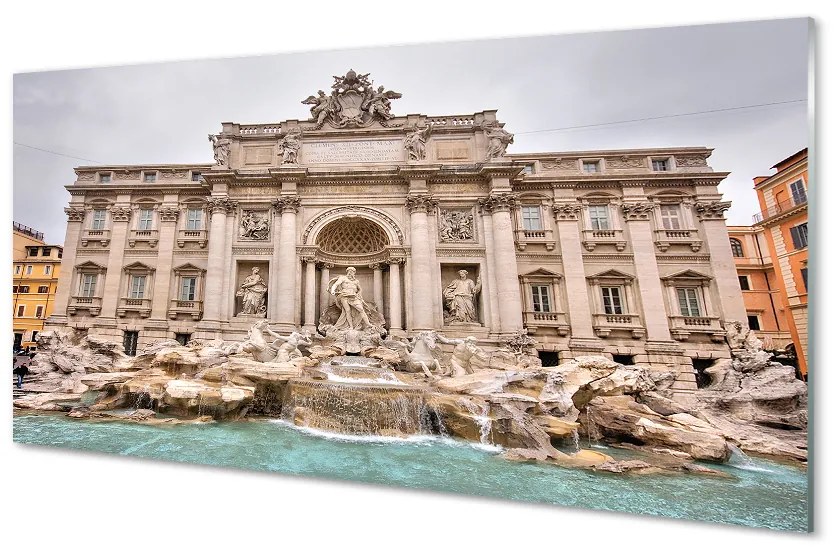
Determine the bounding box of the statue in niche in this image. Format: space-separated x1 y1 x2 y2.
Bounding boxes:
404 124 432 161
439 210 474 242
328 266 374 331
239 211 270 240
208 134 231 167
481 120 514 160
435 334 489 377
278 130 301 164
236 267 268 316
443 270 482 324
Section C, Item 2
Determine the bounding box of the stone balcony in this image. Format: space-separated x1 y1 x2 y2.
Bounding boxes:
653 229 702 252
592 313 645 338
80 229 111 247
668 315 725 342
581 229 627 252
522 311 570 336
67 296 102 316
117 297 152 318
177 229 208 248
514 228 555 251
168 299 203 320
128 229 159 248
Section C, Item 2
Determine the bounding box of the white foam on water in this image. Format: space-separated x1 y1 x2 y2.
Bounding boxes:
266 419 502 453
322 373 407 386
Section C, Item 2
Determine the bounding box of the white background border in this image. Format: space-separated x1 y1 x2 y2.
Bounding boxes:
2 1 834 548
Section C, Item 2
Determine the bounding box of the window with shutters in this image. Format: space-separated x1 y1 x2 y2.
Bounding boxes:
730 238 744 257
790 179 807 205
790 223 808 249
38 285 49 293
35 305 44 318
129 275 147 299
660 204 682 230
601 287 624 314
180 277 197 301
80 274 97 297
589 205 611 230
531 285 551 312
677 287 702 317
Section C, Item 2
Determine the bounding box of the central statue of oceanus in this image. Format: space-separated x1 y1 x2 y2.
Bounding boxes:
317 266 386 354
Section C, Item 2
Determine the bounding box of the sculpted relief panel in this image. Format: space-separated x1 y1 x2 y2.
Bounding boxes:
239 210 270 240
439 209 476 242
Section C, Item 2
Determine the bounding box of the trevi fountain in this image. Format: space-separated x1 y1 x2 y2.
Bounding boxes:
14 264 808 531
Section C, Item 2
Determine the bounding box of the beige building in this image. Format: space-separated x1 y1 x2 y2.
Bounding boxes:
45 71 746 392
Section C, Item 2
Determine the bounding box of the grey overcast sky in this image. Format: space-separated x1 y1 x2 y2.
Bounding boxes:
13 18 809 244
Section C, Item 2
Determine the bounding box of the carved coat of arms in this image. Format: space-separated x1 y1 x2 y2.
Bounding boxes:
302 69 402 128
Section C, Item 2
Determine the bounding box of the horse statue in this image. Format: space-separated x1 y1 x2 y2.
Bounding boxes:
384 331 449 378
232 320 313 363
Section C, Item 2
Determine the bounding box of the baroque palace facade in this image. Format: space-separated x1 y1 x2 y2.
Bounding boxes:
46 71 746 392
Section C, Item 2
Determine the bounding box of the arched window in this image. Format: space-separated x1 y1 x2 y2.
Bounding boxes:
730 238 744 257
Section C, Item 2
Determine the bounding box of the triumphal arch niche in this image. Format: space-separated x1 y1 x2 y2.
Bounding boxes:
58 67 743 381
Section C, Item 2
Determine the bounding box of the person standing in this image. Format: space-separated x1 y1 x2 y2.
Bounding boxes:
13 362 30 389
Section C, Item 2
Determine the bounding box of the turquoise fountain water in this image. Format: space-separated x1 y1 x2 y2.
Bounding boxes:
13 413 808 531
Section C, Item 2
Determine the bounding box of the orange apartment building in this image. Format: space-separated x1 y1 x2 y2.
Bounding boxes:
750 148 808 378
728 225 791 349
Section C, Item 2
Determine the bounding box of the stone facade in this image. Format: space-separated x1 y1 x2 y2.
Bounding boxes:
45 72 747 392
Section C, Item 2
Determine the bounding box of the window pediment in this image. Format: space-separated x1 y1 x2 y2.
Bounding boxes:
123 261 155 274
587 269 635 285
75 260 107 273
661 269 711 286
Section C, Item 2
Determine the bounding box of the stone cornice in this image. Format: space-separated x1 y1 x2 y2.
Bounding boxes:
478 162 524 180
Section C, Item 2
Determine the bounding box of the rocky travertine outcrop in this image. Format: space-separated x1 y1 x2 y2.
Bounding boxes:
15 327 808 470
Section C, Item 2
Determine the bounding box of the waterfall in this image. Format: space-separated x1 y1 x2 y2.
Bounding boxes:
726 442 772 472
571 428 580 453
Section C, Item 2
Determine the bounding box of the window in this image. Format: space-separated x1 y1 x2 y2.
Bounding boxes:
747 315 761 331
652 159 669 171
738 275 750 291
42 247 51 256
186 208 203 230
519 164 534 175
28 247 38 257
31 331 39 343
18 285 30 293
80 274 97 297
582 161 600 173
91 209 107 230
138 208 154 230
531 285 551 312
26 265 33 275
521 206 542 231
612 354 635 366
129 275 147 299
801 268 808 292
601 287 624 314
99 173 111 183
660 204 682 230
790 179 807 205
143 172 157 183
12 286 18 293
180 277 197 301
175 333 192 346
44 265 52 275
14 265 21 275
123 331 139 356
790 223 808 249
730 238 744 257
538 351 560 367
191 171 202 182
35 305 44 319
16 305 25 317
676 287 702 317
588 205 611 230
38 285 49 293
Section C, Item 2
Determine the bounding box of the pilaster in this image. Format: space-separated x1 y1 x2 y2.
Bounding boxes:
552 202 596 340
272 195 302 330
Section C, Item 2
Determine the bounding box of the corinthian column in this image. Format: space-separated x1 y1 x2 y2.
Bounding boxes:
621 201 671 341
371 263 384 313
150 206 180 320
319 263 332 319
479 193 523 335
694 200 747 325
388 259 403 333
552 203 595 339
272 195 301 330
50 206 86 322
202 197 236 324
405 194 437 331
303 257 317 332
